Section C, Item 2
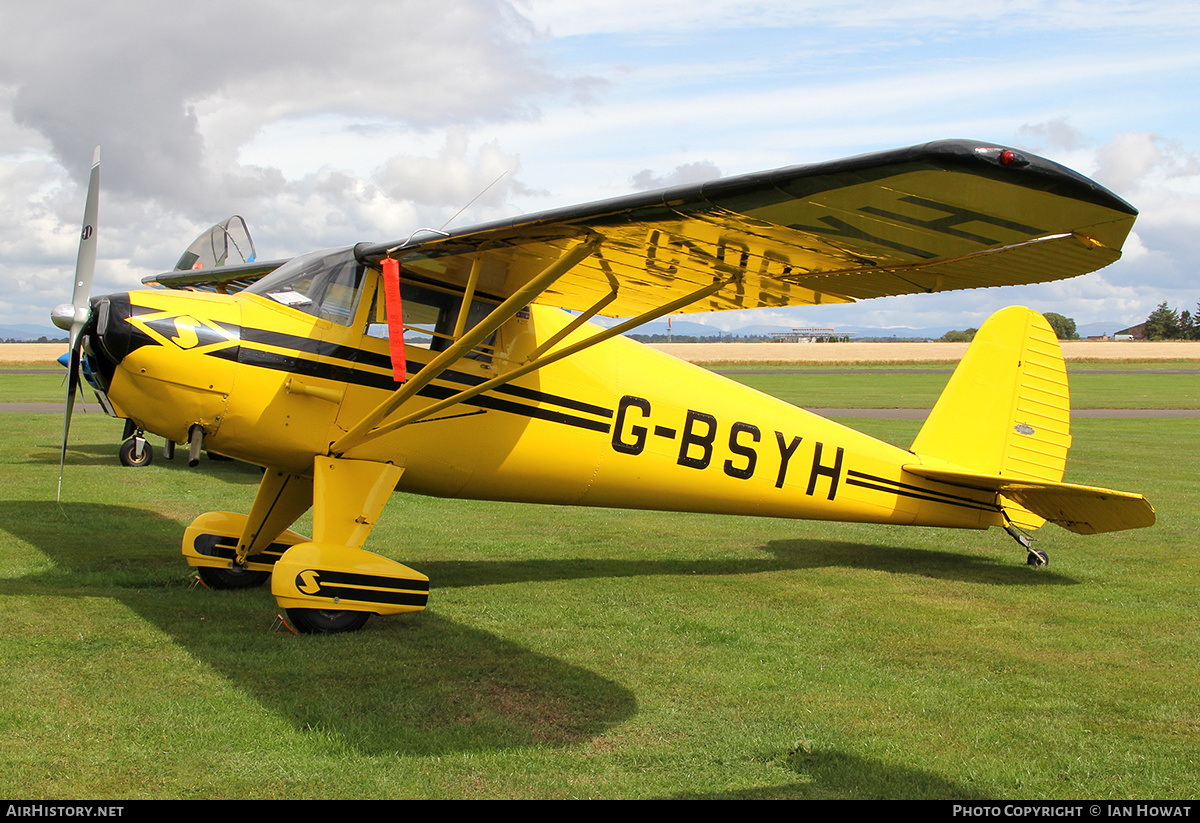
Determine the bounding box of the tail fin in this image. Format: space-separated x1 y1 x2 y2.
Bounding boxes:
911 307 1070 494
907 306 1154 535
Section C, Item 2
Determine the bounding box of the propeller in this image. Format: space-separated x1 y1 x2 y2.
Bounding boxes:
50 146 100 501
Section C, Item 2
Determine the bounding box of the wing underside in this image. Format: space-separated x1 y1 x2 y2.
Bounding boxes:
357 140 1137 317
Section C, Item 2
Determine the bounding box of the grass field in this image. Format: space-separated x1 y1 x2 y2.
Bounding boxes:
714 366 1200 410
0 359 1197 799
6 361 1199 410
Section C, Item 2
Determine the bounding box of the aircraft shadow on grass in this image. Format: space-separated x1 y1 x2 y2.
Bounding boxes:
0 500 636 756
32 440 264 487
422 536 1078 589
674 747 993 800
0 499 1073 762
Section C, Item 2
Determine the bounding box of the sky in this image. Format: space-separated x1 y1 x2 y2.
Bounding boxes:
2 0 1198 335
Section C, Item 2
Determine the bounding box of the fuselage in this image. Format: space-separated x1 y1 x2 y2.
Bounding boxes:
80 260 1004 532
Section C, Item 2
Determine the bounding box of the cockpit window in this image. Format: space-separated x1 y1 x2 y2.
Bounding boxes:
365 279 498 363
244 247 364 325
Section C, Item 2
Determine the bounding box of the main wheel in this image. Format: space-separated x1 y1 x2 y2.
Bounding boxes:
1026 549 1049 567
197 564 270 589
119 438 153 467
287 608 371 634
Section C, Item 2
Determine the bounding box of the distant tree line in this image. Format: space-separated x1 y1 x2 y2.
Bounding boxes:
627 333 781 343
937 312 1078 343
1142 301 1200 340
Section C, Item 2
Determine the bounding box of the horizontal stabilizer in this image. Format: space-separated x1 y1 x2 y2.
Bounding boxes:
904 465 1155 535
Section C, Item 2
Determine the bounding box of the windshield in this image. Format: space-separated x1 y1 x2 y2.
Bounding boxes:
244 247 365 325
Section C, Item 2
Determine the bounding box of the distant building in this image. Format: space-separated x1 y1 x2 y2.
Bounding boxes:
770 328 855 343
1114 322 1146 340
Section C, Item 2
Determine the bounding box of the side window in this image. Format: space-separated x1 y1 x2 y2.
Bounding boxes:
365 278 497 362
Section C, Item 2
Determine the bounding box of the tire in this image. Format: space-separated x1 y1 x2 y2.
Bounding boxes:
286 608 371 634
197 564 270 589
119 438 153 467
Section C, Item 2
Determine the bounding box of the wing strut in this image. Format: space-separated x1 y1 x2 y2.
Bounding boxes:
523 261 621 363
331 235 602 455
342 269 737 449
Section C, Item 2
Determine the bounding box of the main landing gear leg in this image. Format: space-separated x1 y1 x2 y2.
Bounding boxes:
182 469 313 587
271 457 428 634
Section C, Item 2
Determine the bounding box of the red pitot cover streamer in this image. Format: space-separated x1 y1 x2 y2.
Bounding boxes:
382 258 406 383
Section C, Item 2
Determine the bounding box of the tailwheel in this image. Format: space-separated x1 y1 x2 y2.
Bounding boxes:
286 608 370 634
119 436 153 467
197 564 270 589
1003 520 1045 567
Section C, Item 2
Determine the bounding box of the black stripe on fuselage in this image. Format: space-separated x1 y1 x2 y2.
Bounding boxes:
213 327 614 434
238 326 611 417
846 469 1001 513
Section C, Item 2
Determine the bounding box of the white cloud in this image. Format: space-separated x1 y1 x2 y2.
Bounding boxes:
1 0 1198 333
0 0 581 326
630 161 723 191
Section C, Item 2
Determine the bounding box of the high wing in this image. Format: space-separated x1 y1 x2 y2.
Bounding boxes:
145 141 1135 312
354 139 1138 318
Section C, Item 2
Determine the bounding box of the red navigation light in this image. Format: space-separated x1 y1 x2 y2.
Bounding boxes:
999 149 1018 166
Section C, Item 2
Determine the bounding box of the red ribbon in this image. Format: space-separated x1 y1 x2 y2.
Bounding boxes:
381 258 407 383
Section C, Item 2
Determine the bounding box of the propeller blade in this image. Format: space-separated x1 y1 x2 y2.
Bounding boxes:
68 147 100 350
72 149 100 307
57 146 100 501
57 345 81 502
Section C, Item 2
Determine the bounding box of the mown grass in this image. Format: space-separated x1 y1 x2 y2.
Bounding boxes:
714 365 1200 410
0 370 68 403
6 363 1199 409
0 371 1196 798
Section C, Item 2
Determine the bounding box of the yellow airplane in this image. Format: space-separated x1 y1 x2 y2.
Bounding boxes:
52 140 1155 633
